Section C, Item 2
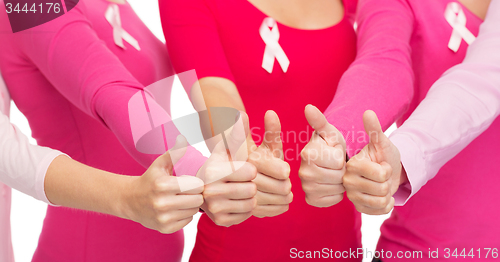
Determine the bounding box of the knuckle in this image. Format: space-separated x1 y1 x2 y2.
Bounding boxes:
157 214 172 226
159 224 176 234
379 182 390 196
249 183 258 197
207 201 224 214
194 195 204 207
246 163 258 177
298 169 314 182
282 179 292 195
203 186 223 199
152 199 166 211
354 204 365 214
214 215 231 227
342 175 353 188
301 182 313 194
305 196 319 207
371 197 386 209
286 192 294 204
244 199 256 212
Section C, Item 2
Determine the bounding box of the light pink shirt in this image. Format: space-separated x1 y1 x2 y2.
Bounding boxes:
324 0 500 259
391 0 500 204
0 74 62 262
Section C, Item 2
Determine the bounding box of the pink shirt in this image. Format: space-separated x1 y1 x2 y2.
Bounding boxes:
324 0 500 259
0 0 206 261
160 0 361 261
391 0 500 204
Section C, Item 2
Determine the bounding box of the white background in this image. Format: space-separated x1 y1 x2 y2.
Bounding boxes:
9 1 393 261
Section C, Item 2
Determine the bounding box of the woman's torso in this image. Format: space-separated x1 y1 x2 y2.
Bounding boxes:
380 0 500 260
190 0 361 261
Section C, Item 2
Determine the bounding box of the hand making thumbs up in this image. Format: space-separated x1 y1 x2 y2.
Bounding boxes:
248 110 293 218
299 105 347 207
343 110 405 215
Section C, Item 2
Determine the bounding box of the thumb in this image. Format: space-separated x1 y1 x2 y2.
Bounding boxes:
152 135 188 176
213 111 249 159
363 110 389 149
263 110 283 157
305 104 343 147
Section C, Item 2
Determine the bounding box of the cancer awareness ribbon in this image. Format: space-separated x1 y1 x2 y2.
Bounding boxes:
260 17 290 73
105 4 141 51
445 2 476 53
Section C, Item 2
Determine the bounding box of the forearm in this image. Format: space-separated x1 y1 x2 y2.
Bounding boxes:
193 77 250 151
324 0 415 156
44 155 135 220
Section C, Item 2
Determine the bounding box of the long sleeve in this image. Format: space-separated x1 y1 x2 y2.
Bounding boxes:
324 0 415 157
390 0 500 204
0 74 63 204
13 3 206 176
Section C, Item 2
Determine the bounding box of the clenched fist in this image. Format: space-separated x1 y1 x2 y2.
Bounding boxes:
248 110 293 218
198 112 258 226
299 105 346 207
124 135 205 234
343 110 406 215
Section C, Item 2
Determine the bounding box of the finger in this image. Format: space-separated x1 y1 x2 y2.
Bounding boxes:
206 198 257 214
256 191 293 205
159 216 194 234
363 110 390 149
343 173 390 197
176 175 205 194
249 152 290 180
263 110 283 157
301 143 345 170
299 165 344 184
304 105 344 147
353 197 395 215
253 204 289 218
154 194 204 211
204 181 257 200
154 175 204 194
302 183 345 197
201 161 257 185
346 159 390 183
305 194 344 208
224 111 250 157
208 212 253 227
253 173 292 195
221 162 257 182
346 190 392 210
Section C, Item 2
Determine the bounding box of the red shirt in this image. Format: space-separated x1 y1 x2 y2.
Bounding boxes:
160 0 360 261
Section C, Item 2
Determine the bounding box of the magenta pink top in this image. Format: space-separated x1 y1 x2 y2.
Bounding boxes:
0 0 206 261
324 0 500 259
160 0 361 261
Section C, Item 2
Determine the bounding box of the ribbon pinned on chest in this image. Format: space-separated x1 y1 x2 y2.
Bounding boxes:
105 4 141 51
445 2 476 53
260 17 290 73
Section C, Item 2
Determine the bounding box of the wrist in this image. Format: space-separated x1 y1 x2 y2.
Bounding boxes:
115 175 139 221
